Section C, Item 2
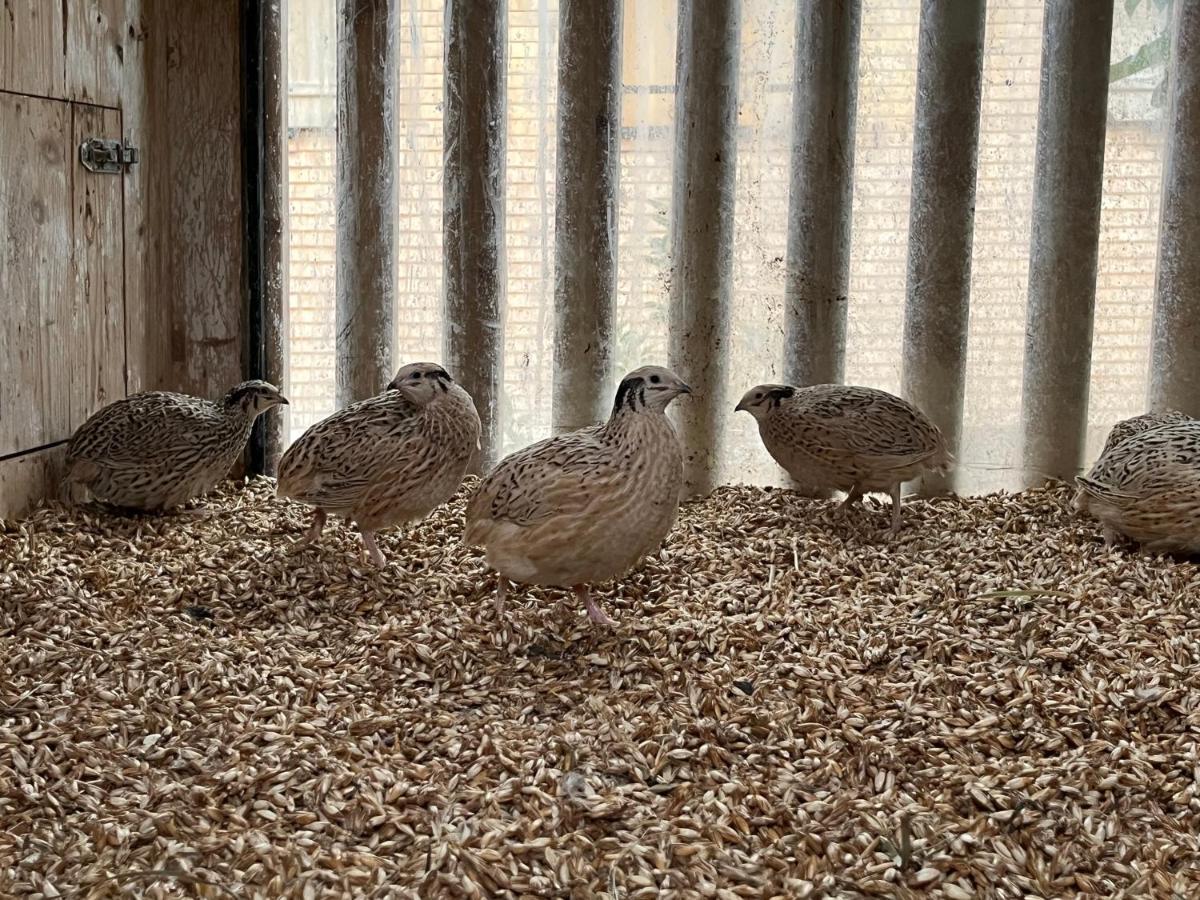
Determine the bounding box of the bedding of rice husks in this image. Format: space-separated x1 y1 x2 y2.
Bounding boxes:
2 477 1199 899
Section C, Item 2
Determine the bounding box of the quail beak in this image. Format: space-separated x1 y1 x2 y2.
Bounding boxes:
678 382 693 396
734 400 747 412
278 396 290 406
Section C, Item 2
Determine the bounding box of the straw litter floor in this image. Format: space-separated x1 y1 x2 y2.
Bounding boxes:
1 478 1199 899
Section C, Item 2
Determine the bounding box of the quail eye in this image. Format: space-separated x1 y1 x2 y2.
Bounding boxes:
649 375 661 385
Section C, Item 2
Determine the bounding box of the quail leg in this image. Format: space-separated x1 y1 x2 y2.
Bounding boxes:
359 527 386 567
889 483 903 534
294 509 327 549
578 585 613 626
493 576 508 617
837 487 863 514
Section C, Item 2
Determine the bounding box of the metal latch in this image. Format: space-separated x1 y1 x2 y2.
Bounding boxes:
79 138 139 174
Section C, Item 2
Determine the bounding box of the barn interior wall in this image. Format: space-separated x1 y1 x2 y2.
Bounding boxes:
0 0 246 520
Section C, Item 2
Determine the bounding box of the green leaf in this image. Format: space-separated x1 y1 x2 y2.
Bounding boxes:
1109 33 1170 84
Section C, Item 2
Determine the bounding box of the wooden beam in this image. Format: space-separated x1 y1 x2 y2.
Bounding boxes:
444 0 505 470
1149 0 1200 417
783 0 860 389
336 0 396 408
1019 1 1112 485
901 0 986 495
552 0 621 435
668 0 741 497
262 0 290 470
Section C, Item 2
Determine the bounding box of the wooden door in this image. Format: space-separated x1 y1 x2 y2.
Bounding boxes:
0 3 129 518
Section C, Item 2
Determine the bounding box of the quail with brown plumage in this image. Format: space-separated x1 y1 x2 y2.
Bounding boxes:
276 362 480 567
464 366 690 625
64 380 288 511
1097 410 1191 457
1074 416 1200 554
735 383 951 533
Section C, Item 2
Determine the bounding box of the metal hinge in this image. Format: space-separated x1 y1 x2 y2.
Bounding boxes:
79 138 139 174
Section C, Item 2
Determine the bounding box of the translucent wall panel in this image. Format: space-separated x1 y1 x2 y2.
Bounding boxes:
614 0 677 386
721 0 794 486
286 0 337 444
395 0 445 369
1085 1 1170 462
960 2 1043 494
843 0 919 396
502 0 558 454
280 0 1174 491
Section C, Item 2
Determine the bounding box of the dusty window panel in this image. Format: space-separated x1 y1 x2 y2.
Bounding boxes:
500 0 557 455
613 0 677 383
394 0 446 369
1088 1 1171 457
843 0 919 400
286 0 337 445
721 0 796 487
960 1 1044 494
278 0 1182 495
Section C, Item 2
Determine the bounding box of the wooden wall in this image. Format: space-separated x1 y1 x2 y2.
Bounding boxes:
0 0 246 520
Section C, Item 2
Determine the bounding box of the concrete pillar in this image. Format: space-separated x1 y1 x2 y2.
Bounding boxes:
1019 1 1113 484
668 0 741 497
335 0 396 408
444 0 506 471
552 0 621 434
901 0 986 495
1149 0 1200 417
783 0 861 389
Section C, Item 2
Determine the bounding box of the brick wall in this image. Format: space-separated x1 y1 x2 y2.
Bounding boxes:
286 0 1170 492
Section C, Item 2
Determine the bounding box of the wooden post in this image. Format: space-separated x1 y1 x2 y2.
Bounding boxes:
1019 1 1112 485
1149 0 1200 417
444 0 505 470
901 0 986 495
262 0 289 471
783 0 860 389
335 0 396 409
552 0 621 434
668 0 741 497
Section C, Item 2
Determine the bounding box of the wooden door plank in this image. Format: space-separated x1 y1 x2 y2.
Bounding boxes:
0 94 72 457
0 445 67 521
0 1 67 99
67 0 126 108
71 103 126 432
119 0 170 394
167 0 245 401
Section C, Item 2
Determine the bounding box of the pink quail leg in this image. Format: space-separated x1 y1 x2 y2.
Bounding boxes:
294 509 327 548
889 483 903 535
578 585 613 626
493 576 508 617
359 527 386 567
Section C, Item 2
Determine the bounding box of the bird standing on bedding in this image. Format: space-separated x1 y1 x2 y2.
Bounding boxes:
276 362 480 567
1074 417 1200 554
735 383 951 533
464 366 690 625
64 381 288 511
